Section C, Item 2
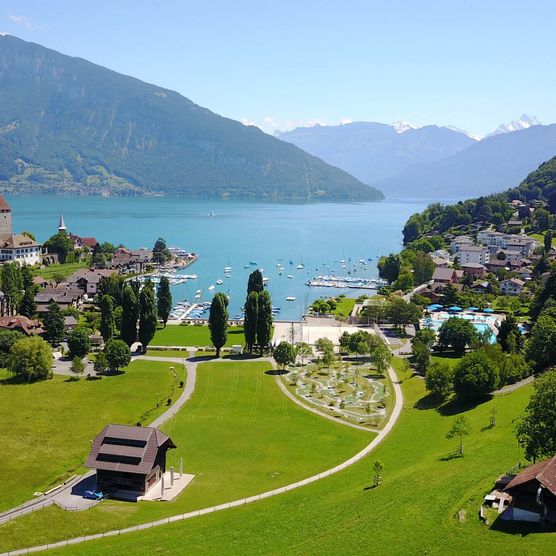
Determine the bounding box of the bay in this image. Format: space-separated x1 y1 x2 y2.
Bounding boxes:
8 196 428 321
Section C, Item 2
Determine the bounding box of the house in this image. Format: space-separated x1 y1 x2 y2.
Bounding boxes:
504 456 556 523
457 245 490 265
109 248 152 274
0 315 44 335
500 278 525 296
450 235 473 254
432 267 463 285
33 276 50 289
471 280 490 293
69 234 98 251
486 259 508 274
477 229 504 247
431 256 450 268
68 269 117 296
35 287 84 314
63 315 78 331
517 267 534 281
85 424 176 495
461 262 487 278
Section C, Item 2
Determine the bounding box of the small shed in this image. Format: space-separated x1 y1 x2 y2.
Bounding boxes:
85 424 176 494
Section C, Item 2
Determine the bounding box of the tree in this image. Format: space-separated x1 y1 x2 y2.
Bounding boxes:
247 269 264 294
412 251 435 285
1 263 23 315
152 237 171 265
544 231 553 252
378 254 402 283
386 298 421 333
94 351 107 375
373 460 384 487
273 341 296 369
8 336 52 382
534 250 550 276
453 350 499 399
156 276 172 327
0 329 23 367
43 300 65 346
440 284 460 307
208 292 229 357
295 342 312 365
497 313 523 353
244 291 258 354
99 294 116 342
315 337 334 366
446 415 470 456
425 362 453 401
256 290 273 356
516 369 556 462
19 265 37 317
526 314 556 370
67 327 91 358
43 232 73 264
70 357 85 379
411 328 436 373
138 281 158 352
120 285 139 346
104 339 131 371
438 317 477 355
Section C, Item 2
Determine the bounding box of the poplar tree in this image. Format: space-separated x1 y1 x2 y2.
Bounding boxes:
99 294 116 342
1 263 23 315
19 265 37 317
244 291 258 354
247 269 264 294
157 276 172 327
138 281 158 352
209 292 229 357
256 290 273 356
43 300 65 346
120 284 139 346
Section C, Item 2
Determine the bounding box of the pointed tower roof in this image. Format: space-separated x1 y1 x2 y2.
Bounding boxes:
0 195 11 211
58 211 67 232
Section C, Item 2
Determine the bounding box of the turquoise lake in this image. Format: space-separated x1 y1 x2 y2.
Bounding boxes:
8 196 428 321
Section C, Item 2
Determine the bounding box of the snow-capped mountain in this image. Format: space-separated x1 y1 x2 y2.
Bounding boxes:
487 114 541 137
391 120 418 133
444 125 482 141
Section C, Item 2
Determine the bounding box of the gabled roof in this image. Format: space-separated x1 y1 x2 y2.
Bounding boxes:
85 424 176 475
505 456 556 496
0 233 39 248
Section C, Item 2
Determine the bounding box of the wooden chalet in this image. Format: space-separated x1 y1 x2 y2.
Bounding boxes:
504 456 556 523
85 424 176 494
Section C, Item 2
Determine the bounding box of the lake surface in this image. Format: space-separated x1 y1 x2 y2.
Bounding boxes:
8 196 428 320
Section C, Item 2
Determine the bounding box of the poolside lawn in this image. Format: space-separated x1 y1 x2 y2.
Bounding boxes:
0 360 185 512
151 325 244 347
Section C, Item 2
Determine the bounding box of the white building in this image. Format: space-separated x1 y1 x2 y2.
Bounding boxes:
500 278 525 296
457 245 490 265
450 235 474 254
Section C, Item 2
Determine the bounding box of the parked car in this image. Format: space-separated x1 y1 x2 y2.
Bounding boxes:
83 489 107 500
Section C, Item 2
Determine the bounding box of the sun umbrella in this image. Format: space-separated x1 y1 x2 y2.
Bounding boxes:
448 306 462 312
483 307 494 313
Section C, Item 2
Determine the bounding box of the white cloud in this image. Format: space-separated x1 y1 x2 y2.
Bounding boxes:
240 116 352 134
9 14 36 29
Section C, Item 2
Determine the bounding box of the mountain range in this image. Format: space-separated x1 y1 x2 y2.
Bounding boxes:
277 116 556 199
0 35 382 201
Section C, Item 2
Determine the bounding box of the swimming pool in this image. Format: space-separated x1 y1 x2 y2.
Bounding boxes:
422 312 498 344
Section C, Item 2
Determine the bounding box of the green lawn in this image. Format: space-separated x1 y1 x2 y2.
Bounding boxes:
0 360 184 512
529 232 555 246
431 353 463 369
44 364 555 556
334 296 356 317
0 361 369 552
151 325 245 347
31 262 87 279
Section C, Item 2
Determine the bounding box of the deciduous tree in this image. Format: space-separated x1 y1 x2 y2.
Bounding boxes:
453 350 499 399
43 300 65 346
104 339 131 371
67 327 91 358
256 290 273 356
138 281 158 352
99 294 116 342
8 336 52 382
120 285 139 346
273 341 296 369
446 415 470 456
157 276 172 327
208 293 228 357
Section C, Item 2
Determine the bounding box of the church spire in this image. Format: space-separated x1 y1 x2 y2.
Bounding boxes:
58 210 67 233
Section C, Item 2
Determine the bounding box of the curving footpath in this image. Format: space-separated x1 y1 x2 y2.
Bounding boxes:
1 361 403 556
0 356 195 527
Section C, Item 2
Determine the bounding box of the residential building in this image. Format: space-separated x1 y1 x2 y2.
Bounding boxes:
500 278 525 296
461 262 487 278
431 267 463 285
35 287 84 314
457 245 490 265
68 269 117 296
450 235 473 254
85 424 176 495
0 315 44 335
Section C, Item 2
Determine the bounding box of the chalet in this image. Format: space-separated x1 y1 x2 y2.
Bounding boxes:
35 287 84 314
500 278 525 296
0 315 44 335
504 456 556 523
432 267 463 285
431 256 450 268
69 234 99 251
461 262 487 278
63 315 78 331
471 280 490 293
517 268 534 281
68 269 117 296
109 248 152 274
486 259 508 273
85 424 176 495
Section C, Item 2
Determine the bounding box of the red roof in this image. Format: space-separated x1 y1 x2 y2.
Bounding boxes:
0 195 11 211
81 237 98 248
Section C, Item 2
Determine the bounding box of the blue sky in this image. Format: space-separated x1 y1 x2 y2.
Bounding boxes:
1 0 556 136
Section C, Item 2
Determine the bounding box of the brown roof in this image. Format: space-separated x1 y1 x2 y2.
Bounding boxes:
85 424 175 475
0 233 39 248
0 315 44 335
505 456 556 496
81 237 98 248
0 195 11 211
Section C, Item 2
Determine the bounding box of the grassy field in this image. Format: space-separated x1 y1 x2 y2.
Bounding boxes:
0 361 369 552
431 352 463 369
529 232 555 246
334 296 356 317
31 262 87 279
151 325 245 347
0 360 184 512
42 362 556 555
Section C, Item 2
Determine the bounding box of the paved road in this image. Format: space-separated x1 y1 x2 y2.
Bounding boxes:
494 374 535 396
0 361 404 555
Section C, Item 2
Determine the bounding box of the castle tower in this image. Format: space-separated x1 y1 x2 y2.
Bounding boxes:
0 195 12 238
58 211 67 233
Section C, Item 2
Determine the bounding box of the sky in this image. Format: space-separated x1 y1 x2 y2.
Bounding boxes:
1 0 556 136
